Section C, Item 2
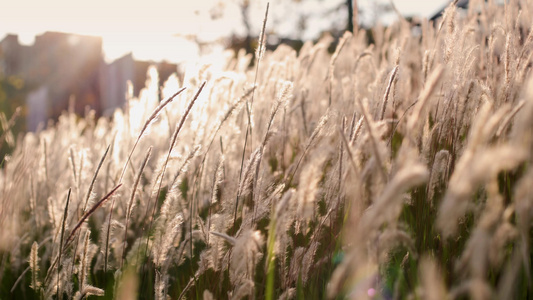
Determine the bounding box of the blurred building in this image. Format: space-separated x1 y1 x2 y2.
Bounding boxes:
0 32 177 131
99 53 177 116
0 32 102 130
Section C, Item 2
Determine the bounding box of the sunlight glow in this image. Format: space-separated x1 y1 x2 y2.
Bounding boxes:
1 0 448 62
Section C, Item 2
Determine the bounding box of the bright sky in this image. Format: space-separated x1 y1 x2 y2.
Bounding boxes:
0 0 448 63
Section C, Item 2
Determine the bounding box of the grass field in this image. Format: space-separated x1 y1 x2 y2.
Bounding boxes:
1 1 533 299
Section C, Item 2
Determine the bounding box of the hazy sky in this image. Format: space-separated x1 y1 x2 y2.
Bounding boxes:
0 0 448 62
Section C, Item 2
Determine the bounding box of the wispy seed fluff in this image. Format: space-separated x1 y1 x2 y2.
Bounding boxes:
427 150 450 202
297 154 327 223
29 241 40 291
269 81 293 127
230 230 264 286
237 148 262 198
255 3 269 61
361 162 428 232
437 145 527 237
210 156 225 206
153 214 183 266
419 256 447 300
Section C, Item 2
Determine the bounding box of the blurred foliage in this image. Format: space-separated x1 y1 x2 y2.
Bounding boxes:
0 73 27 162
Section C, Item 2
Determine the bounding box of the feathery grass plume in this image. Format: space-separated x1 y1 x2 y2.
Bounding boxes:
301 240 320 284
140 81 206 283
419 256 447 300
427 149 450 202
47 196 58 239
327 31 351 106
203 290 214 300
251 80 292 207
82 145 110 212
355 97 388 181
119 87 186 183
278 288 296 300
376 228 416 263
153 214 183 267
111 88 186 273
124 237 150 269
266 81 292 140
154 269 168 300
76 151 85 204
114 267 139 300
204 86 255 151
207 156 225 244
44 264 69 299
236 147 262 200
480 103 515 141
350 116 364 145
496 99 525 137
498 247 524 299
69 147 78 185
244 0 269 125
287 111 329 186
379 65 399 121
500 34 513 103
504 34 512 85
29 174 39 227
438 144 526 237
74 285 105 300
422 50 431 83
406 65 445 135
454 225 492 279
512 75 533 145
265 210 276 300
335 118 346 211
288 247 305 287
458 44 480 81
108 220 126 264
169 82 206 154
169 144 201 192
297 154 327 226
122 146 152 267
12 243 50 294
489 221 517 268
209 156 225 207
232 279 254 300
442 0 458 63
361 162 428 232
64 184 122 247
516 23 533 78
78 229 91 293
230 230 264 291
234 2 270 226
256 2 269 61
449 278 493 300
339 128 361 176
67 145 110 284
57 188 71 300
29 241 40 291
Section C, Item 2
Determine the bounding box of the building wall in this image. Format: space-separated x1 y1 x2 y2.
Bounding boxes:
1 31 178 130
26 86 48 131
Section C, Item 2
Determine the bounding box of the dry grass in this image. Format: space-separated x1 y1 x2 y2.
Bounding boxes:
1 1 533 299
